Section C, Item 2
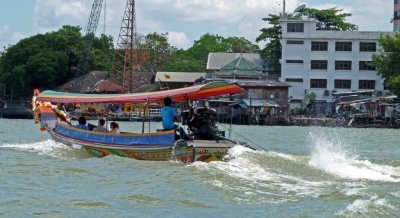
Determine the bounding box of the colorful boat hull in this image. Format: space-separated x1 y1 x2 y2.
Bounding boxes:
37 106 235 163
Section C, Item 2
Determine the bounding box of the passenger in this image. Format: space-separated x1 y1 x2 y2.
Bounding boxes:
74 116 89 130
161 97 192 140
93 118 107 132
109 121 120 134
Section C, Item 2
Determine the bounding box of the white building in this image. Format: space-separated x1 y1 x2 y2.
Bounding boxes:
394 0 400 32
280 16 394 108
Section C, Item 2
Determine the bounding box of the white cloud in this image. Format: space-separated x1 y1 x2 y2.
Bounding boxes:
0 25 10 38
34 0 88 32
167 31 190 48
347 0 393 31
171 0 281 23
27 0 394 51
304 0 392 31
0 25 27 50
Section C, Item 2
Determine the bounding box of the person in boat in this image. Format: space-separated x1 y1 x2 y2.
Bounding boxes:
93 118 107 132
75 116 89 130
109 121 120 134
161 97 192 140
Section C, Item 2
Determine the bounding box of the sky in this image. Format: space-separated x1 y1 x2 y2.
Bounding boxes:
0 0 395 51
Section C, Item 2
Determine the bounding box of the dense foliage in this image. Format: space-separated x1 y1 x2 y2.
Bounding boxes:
302 8 358 31
372 34 400 96
257 7 357 70
256 15 281 70
139 32 176 74
163 33 259 72
0 26 114 97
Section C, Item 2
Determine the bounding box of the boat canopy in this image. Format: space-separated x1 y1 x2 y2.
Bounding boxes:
36 82 245 104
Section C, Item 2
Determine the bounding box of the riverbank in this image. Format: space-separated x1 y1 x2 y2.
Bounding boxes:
0 101 33 119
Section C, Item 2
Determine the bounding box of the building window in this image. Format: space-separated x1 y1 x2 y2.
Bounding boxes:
335 61 352 70
360 42 376 52
359 80 375 89
286 60 304 64
395 10 400 19
286 78 304 82
287 40 304 44
395 24 400 32
310 79 327 88
334 80 351 89
287 23 304 32
359 61 376 71
396 0 399 4
335 42 352 51
311 41 328 51
311 60 328 70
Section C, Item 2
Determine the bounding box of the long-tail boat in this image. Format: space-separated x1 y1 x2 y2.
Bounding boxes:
33 82 246 163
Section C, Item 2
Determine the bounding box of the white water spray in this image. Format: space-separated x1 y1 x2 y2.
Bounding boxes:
0 140 84 159
308 132 400 182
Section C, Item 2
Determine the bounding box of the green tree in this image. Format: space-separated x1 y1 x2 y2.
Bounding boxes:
256 14 281 70
302 7 358 31
173 33 259 72
140 32 176 74
186 33 230 64
302 92 317 113
161 49 204 72
88 34 114 73
0 25 114 97
257 8 357 70
225 36 260 53
372 34 400 96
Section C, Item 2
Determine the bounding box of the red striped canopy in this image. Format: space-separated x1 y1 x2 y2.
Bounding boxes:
35 82 245 103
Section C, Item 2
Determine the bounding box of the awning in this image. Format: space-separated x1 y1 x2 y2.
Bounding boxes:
36 82 245 104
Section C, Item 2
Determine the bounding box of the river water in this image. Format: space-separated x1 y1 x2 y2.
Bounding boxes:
0 119 399 217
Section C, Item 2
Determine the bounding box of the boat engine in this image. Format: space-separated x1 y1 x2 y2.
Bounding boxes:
182 107 225 140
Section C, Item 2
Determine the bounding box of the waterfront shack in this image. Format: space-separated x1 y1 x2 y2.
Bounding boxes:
336 96 399 127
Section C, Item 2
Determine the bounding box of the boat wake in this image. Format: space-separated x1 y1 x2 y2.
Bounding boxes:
190 145 332 203
0 139 91 159
335 195 395 216
189 133 400 205
308 132 400 182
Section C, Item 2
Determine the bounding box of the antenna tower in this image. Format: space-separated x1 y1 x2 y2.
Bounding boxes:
111 0 140 91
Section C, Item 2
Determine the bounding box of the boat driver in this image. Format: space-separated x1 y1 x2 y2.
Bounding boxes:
161 97 192 141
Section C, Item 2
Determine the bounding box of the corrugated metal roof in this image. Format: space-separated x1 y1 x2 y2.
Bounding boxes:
222 56 259 70
155 72 207 82
88 80 128 93
56 71 108 93
207 53 270 71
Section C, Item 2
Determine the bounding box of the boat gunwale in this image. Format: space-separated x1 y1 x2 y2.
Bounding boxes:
55 121 175 137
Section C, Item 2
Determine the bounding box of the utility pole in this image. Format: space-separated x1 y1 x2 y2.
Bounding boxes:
277 0 286 18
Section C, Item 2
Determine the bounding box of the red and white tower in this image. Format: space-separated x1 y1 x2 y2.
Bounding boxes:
394 0 400 32
110 0 141 91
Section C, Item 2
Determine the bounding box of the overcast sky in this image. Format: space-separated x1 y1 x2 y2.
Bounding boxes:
0 0 395 51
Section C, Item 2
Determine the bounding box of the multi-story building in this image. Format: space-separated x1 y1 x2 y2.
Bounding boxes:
280 16 394 110
395 0 400 32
